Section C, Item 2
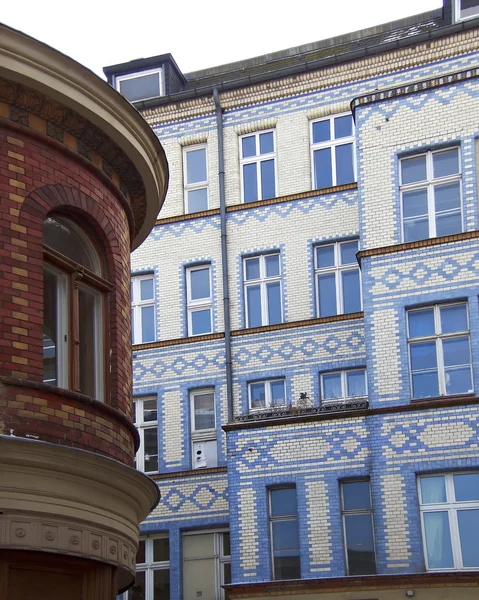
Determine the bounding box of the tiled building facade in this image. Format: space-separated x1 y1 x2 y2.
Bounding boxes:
107 1 479 598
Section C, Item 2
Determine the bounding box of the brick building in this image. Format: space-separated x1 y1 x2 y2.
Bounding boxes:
0 24 168 599
106 0 479 598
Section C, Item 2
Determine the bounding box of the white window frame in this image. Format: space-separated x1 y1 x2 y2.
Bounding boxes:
310 112 356 190
269 486 301 581
134 397 158 474
182 530 231 600
186 264 213 336
128 535 169 600
131 275 156 344
320 368 367 403
115 68 164 102
239 129 277 203
454 0 479 21
243 253 282 327
400 147 462 242
407 302 473 399
248 378 286 411
183 145 209 214
43 264 68 388
314 240 362 317
418 472 479 571
190 388 217 469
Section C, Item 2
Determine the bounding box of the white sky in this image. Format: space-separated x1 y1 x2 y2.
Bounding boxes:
2 0 442 78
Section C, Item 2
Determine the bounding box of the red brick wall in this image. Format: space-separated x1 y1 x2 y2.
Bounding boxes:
0 123 136 464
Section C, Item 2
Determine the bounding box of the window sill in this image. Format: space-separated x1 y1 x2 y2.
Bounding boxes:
235 399 369 423
411 393 475 405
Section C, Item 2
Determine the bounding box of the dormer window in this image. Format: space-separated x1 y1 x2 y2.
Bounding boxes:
116 68 163 102
456 0 479 20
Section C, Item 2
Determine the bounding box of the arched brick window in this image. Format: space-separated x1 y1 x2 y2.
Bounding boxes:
43 215 112 401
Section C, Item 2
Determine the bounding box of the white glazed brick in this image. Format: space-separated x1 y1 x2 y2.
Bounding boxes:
370 308 401 400
276 112 311 196
163 389 184 464
305 477 332 570
238 486 260 573
291 372 314 407
381 473 411 565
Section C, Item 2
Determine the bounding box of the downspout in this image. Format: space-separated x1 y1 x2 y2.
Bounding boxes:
213 88 234 423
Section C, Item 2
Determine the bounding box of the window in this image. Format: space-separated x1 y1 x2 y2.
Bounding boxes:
183 146 208 213
43 216 109 401
240 130 276 202
248 379 286 411
116 68 163 103
315 240 361 317
190 389 217 469
400 147 462 242
244 253 282 327
321 369 367 403
311 113 355 190
131 275 155 344
456 0 479 20
127 536 169 600
134 398 158 473
186 265 212 336
183 531 231 600
407 303 473 399
269 487 301 580
341 480 377 575
419 472 479 570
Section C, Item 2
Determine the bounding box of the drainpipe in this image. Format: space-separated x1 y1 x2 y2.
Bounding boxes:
213 88 233 423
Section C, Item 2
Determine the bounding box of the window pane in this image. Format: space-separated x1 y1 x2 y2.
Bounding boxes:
140 278 154 301
265 254 280 277
312 120 330 143
457 510 479 568
43 268 62 386
272 520 300 553
436 212 462 237
242 135 256 158
322 373 342 400
271 488 298 517
44 217 100 274
344 513 376 575
153 569 170 600
408 309 435 338
433 148 459 178
313 148 333 189
153 537 170 562
404 217 429 242
342 481 371 510
340 241 358 265
442 336 470 367
78 286 100 399
402 189 428 218
243 163 258 202
454 473 479 501
440 304 467 333
445 366 473 395
259 132 274 154
346 370 366 397
270 380 286 405
190 268 210 300
261 159 276 199
250 382 266 409
274 555 301 580
434 182 461 212
335 143 355 185
317 273 337 317
342 270 361 313
401 155 427 184
420 476 446 504
423 511 454 569
245 258 260 280
334 115 353 138
222 532 231 557
143 399 158 422
412 371 439 399
186 148 207 185
191 309 212 335
194 393 215 430
266 282 282 325
461 0 479 17
187 188 208 213
119 72 160 102
316 245 335 268
144 427 158 472
410 341 438 370
246 285 262 327
129 571 146 600
141 306 155 343
136 540 146 564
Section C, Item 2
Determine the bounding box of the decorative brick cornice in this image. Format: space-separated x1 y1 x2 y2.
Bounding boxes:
151 466 227 480
352 65 479 113
155 208 220 226
357 230 479 262
132 332 225 352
